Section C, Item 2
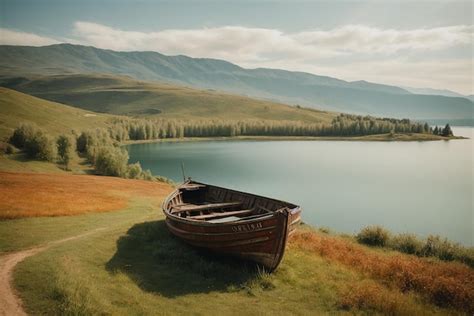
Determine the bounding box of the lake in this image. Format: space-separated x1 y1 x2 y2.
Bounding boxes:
126 127 473 246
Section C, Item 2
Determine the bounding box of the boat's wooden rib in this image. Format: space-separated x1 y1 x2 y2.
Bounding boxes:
162 180 302 271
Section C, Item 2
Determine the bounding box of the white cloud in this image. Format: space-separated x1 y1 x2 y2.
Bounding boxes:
0 28 60 46
294 25 473 54
72 22 473 60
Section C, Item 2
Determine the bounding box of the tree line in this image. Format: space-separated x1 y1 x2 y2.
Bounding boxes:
7 123 156 181
107 114 442 141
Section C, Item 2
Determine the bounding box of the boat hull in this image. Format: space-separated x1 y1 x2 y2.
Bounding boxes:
163 181 301 271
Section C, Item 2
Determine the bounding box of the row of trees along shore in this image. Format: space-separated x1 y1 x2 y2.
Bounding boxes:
8 123 156 180
108 114 450 141
6 115 454 180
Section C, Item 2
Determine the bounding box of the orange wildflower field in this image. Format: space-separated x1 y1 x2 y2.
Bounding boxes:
0 171 173 219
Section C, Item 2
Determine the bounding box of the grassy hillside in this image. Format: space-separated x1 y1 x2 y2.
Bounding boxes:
0 44 472 120
0 87 112 140
0 172 471 315
1 74 336 123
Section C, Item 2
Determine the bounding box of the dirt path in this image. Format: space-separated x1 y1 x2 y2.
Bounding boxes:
0 229 104 316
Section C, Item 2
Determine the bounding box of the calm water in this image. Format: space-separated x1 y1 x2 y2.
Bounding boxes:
127 127 473 246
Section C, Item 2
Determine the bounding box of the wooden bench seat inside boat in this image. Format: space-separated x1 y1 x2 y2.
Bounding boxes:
171 201 242 213
187 209 253 220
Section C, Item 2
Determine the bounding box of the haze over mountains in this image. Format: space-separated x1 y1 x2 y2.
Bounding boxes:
0 44 472 123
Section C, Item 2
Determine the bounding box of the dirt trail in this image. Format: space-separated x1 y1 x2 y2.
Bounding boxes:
0 229 104 316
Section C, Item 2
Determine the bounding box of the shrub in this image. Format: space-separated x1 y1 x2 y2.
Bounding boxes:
94 146 129 177
141 169 155 181
356 226 390 247
456 248 474 268
421 235 459 261
127 162 143 179
9 123 57 161
155 175 174 184
24 130 57 161
390 233 423 255
9 123 38 148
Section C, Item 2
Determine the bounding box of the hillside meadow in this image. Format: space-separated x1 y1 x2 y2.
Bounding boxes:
0 87 115 140
1 74 336 123
0 169 472 315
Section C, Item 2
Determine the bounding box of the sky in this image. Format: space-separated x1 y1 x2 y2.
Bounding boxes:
0 0 473 94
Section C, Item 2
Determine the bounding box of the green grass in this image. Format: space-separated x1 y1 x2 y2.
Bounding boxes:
4 74 337 123
0 184 460 315
2 195 454 315
12 209 446 315
0 87 113 141
0 197 156 253
0 151 93 175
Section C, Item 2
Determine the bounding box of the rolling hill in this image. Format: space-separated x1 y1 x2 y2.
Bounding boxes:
0 44 472 120
0 87 113 140
0 74 336 123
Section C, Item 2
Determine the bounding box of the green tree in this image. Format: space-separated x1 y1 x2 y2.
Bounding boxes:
423 123 430 134
57 135 74 169
442 124 453 137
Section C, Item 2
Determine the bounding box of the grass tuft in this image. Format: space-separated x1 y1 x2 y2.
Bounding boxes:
356 225 390 247
390 233 423 255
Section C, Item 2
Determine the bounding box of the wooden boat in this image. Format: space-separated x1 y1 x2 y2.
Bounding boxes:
162 180 302 271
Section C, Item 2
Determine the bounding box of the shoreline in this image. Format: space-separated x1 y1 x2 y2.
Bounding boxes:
121 133 466 146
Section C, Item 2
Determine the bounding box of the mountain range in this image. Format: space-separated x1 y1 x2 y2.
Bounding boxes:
0 44 472 122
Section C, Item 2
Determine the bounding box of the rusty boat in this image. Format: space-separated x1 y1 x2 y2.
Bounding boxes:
162 180 302 271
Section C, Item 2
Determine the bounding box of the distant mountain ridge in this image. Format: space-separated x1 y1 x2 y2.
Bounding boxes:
0 43 472 120
402 86 467 98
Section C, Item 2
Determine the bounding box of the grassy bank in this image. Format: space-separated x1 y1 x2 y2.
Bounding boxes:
122 133 463 146
0 171 471 315
11 216 471 315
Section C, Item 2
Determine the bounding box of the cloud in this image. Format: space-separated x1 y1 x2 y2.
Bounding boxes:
72 22 473 60
294 25 473 54
0 28 60 46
